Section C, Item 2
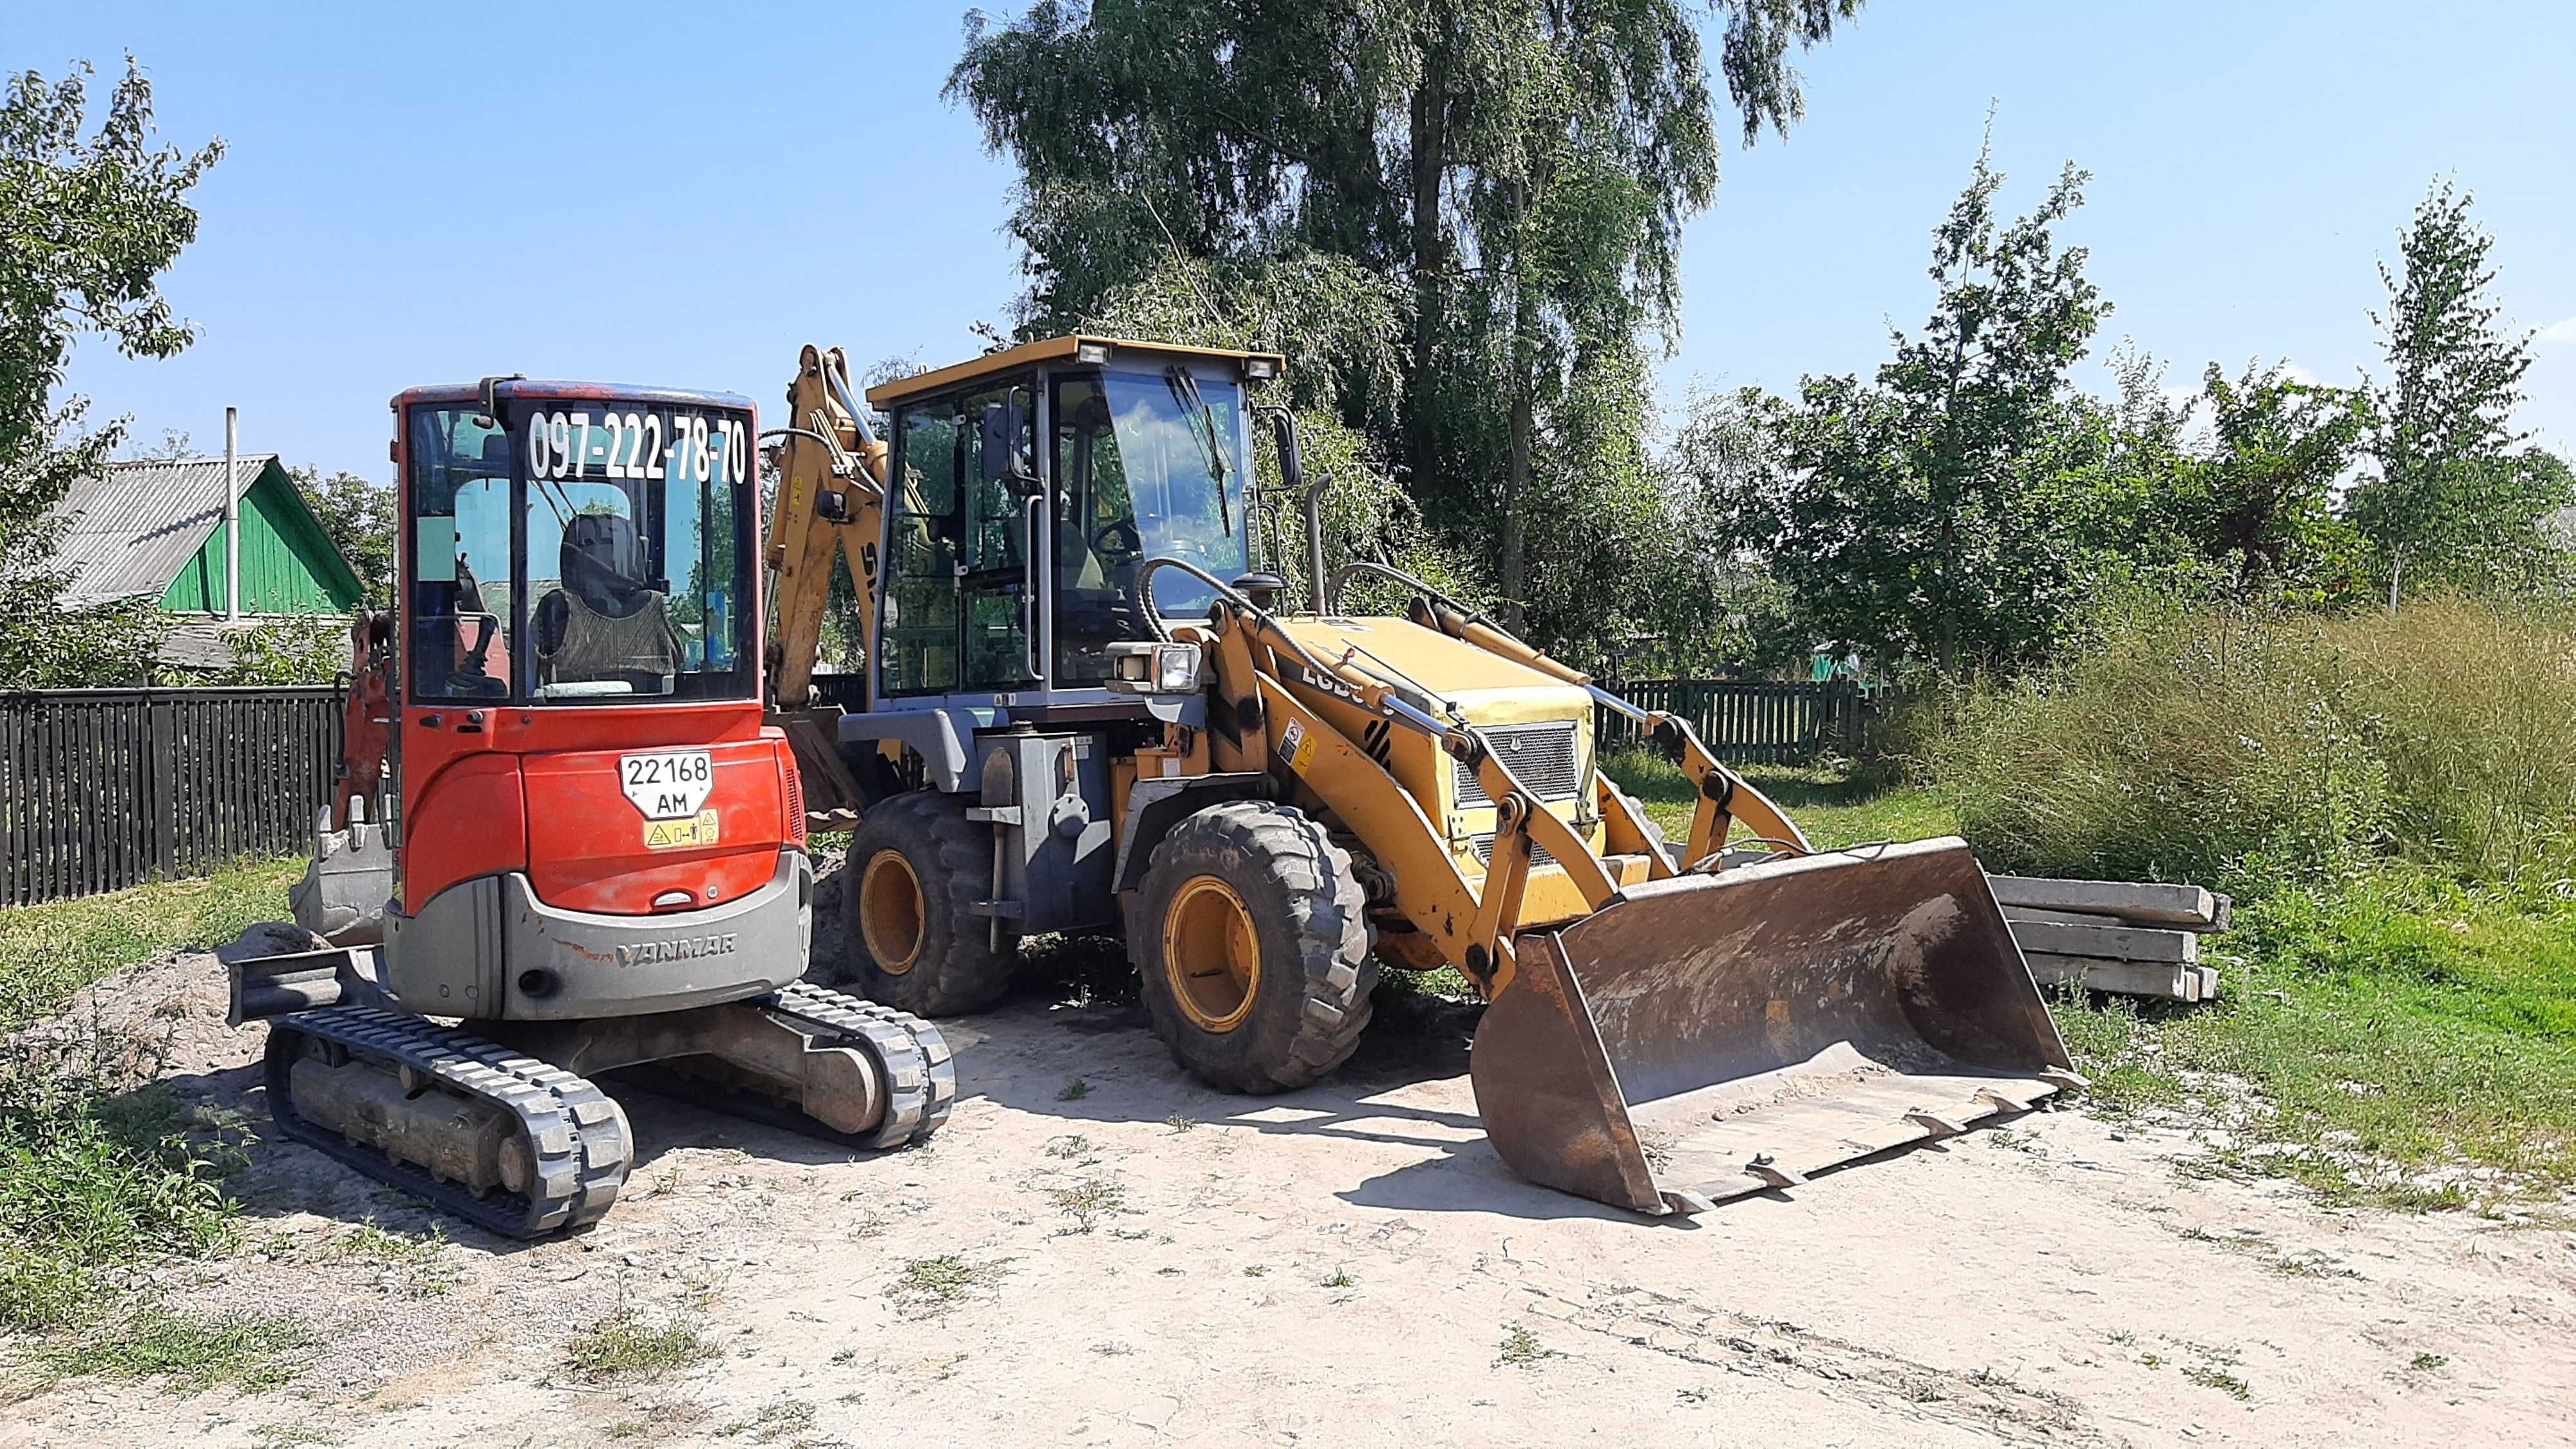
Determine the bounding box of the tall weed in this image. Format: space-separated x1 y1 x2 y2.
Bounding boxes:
1926 597 2576 893
1926 603 2384 888
2327 599 2576 885
0 1024 243 1330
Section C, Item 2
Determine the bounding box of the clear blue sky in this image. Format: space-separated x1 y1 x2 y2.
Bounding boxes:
15 1 2573 483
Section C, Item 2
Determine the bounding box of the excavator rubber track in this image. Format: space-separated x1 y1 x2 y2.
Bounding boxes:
263 1007 632 1240
766 982 958 1147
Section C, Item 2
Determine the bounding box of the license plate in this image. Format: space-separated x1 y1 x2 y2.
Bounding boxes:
621 750 714 820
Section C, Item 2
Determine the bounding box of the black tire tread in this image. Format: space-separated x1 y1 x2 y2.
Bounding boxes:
1134 801 1376 1094
841 790 1018 1016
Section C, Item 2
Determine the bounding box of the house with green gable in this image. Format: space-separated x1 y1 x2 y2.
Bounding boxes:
47 454 366 670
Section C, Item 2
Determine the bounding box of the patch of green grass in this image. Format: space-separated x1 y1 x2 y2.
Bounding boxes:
2183 1363 2252 1400
35 1306 310 1394
0 857 303 1030
2061 869 2576 1206
250 1425 343 1449
1320 1269 1353 1288
1 1059 245 1331
743 1397 815 1443
1493 1323 1560 1367
1056 1079 1092 1102
892 1255 1010 1311
563 1307 717 1383
317 1219 455 1297
2409 1352 2448 1373
0 862 290 1333
1045 1179 1130 1234
1600 751 1956 854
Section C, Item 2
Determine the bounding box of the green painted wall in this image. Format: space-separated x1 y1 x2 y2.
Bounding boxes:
159 462 365 614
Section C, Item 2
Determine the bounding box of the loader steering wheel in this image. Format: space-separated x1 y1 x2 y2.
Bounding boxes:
1091 519 1143 558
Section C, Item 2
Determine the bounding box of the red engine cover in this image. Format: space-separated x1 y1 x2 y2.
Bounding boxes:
397 704 791 917
522 737 786 914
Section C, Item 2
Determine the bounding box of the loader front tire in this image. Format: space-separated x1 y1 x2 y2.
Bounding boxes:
1134 802 1377 1094
840 791 1018 1016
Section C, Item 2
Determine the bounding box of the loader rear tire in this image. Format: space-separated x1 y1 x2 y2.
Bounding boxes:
1134 802 1377 1094
840 791 1018 1017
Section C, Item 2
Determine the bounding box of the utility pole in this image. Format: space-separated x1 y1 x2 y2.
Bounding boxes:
224 406 241 621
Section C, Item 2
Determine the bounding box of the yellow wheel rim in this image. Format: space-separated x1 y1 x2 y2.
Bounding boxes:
1163 876 1262 1033
858 849 927 974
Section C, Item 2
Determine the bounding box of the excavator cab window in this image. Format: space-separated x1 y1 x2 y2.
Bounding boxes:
1049 368 1247 683
406 406 516 701
402 398 755 704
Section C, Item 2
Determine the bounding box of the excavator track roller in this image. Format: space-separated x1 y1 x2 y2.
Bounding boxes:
264 1007 633 1239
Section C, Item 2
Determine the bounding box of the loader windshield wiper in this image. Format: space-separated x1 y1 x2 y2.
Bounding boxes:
1165 365 1232 537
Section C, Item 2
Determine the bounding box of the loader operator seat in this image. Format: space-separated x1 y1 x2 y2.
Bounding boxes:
534 513 684 695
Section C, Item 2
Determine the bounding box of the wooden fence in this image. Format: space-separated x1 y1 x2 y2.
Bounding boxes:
1596 679 1895 765
2 687 344 907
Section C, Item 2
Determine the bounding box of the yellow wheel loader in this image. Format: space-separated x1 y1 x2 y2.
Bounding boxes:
766 336 2079 1214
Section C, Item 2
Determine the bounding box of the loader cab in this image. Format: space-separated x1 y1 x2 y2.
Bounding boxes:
864 337 1274 713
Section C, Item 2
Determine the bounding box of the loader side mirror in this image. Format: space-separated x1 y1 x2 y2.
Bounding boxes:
1270 410 1303 497
980 397 1034 486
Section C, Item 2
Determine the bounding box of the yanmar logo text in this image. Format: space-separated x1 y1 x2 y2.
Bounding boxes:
616 933 739 967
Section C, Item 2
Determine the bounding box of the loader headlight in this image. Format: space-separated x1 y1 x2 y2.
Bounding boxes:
1106 641 1203 696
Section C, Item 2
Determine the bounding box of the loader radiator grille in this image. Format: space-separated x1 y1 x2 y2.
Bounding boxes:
1470 833 1560 870
1453 720 1586 806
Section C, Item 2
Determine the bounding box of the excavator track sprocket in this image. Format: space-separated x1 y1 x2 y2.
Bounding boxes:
263 1007 632 1239
765 982 958 1147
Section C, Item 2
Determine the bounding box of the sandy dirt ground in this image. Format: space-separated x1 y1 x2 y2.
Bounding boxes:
6 922 2573 1449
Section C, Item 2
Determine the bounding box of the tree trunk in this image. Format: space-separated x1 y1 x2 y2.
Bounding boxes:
1935 512 1958 676
1405 49 1448 500
1497 191 1538 634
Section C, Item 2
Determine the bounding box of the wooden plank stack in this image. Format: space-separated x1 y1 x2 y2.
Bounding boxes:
1987 876 2233 1003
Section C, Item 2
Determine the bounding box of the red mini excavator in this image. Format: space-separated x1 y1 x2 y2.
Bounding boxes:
231 378 951 1237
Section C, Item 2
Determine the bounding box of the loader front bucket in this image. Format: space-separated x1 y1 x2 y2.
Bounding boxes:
1470 837 2076 1214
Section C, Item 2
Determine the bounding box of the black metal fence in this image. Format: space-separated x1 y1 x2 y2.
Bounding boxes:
2 687 343 907
1596 679 1898 765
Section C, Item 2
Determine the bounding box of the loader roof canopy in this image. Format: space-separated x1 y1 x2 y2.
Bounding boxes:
866 336 1285 410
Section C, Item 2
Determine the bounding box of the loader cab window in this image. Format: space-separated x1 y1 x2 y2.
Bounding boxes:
882 377 1038 696
1050 368 1248 683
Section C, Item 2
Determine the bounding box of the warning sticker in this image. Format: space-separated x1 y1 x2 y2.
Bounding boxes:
643 810 721 851
1277 719 1318 774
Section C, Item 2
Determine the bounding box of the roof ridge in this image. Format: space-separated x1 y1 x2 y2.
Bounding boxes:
110 451 284 468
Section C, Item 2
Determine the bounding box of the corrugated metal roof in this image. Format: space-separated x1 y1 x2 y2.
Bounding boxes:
44 455 279 607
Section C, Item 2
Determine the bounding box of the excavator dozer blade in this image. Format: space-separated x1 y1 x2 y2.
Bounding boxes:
1470 837 2077 1215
